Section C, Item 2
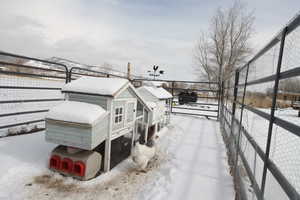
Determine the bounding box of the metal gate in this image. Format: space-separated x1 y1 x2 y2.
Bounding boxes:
0 52 68 137
132 78 220 119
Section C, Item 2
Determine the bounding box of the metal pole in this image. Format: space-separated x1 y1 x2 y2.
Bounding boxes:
231 70 240 137
171 81 175 113
217 81 223 120
261 26 288 195
233 63 250 191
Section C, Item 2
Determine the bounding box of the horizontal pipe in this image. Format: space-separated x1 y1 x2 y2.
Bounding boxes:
279 66 300 80
172 106 218 112
237 66 300 87
0 109 49 118
164 87 219 92
70 67 126 79
0 86 61 90
0 119 44 129
238 74 276 87
172 101 219 106
0 98 64 104
171 111 217 118
173 95 218 99
0 70 66 80
273 116 300 138
132 78 219 84
0 52 68 72
71 72 107 77
0 61 65 73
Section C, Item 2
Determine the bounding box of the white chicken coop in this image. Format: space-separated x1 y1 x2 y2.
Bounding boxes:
45 77 155 180
136 86 173 142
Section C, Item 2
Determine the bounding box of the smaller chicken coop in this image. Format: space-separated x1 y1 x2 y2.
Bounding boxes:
136 86 172 142
46 101 109 150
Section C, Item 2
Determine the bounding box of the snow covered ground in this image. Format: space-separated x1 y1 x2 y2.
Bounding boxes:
172 99 219 117
0 115 234 200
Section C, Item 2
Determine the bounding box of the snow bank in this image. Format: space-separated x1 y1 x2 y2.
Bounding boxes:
62 77 129 96
46 101 107 125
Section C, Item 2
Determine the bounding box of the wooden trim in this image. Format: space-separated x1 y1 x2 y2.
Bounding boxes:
62 91 113 98
46 118 92 128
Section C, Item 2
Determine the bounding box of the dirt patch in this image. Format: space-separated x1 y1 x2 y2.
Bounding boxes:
28 149 167 199
33 174 84 193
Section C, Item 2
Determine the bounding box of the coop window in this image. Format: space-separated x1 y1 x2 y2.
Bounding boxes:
115 107 123 123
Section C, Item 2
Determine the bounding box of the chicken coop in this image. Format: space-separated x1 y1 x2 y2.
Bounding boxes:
136 86 173 142
45 77 154 180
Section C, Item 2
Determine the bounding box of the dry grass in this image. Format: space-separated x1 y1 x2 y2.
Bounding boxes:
244 96 290 108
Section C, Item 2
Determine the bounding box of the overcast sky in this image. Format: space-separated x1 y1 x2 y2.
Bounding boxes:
0 0 299 80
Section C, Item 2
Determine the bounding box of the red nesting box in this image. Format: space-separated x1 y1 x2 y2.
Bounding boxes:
49 155 61 170
61 158 73 173
73 161 86 177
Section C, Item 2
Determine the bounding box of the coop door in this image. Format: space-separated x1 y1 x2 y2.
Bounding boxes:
126 100 136 124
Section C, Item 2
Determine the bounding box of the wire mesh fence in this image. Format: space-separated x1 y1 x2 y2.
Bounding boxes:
0 52 68 137
220 14 300 200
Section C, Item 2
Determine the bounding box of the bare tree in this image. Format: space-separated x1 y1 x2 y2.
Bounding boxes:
194 1 254 87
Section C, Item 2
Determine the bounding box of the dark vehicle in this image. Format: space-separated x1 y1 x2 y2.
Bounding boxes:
178 91 198 105
190 92 197 102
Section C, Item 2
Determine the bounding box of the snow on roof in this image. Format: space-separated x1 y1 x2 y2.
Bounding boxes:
62 77 129 96
46 101 107 125
141 86 173 99
146 101 157 109
152 81 164 86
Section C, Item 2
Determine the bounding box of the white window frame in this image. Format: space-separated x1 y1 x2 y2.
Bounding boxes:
114 106 124 124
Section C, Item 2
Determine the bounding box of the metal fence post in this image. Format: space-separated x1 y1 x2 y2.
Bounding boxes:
217 81 223 120
233 63 250 184
171 81 175 113
231 70 240 135
260 26 288 195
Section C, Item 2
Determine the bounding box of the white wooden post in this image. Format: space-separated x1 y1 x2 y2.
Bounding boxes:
104 99 113 172
131 121 136 153
145 123 149 143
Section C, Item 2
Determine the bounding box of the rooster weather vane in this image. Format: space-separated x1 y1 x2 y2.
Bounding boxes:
148 65 164 80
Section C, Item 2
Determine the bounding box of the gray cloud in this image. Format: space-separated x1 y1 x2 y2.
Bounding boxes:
0 0 299 80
